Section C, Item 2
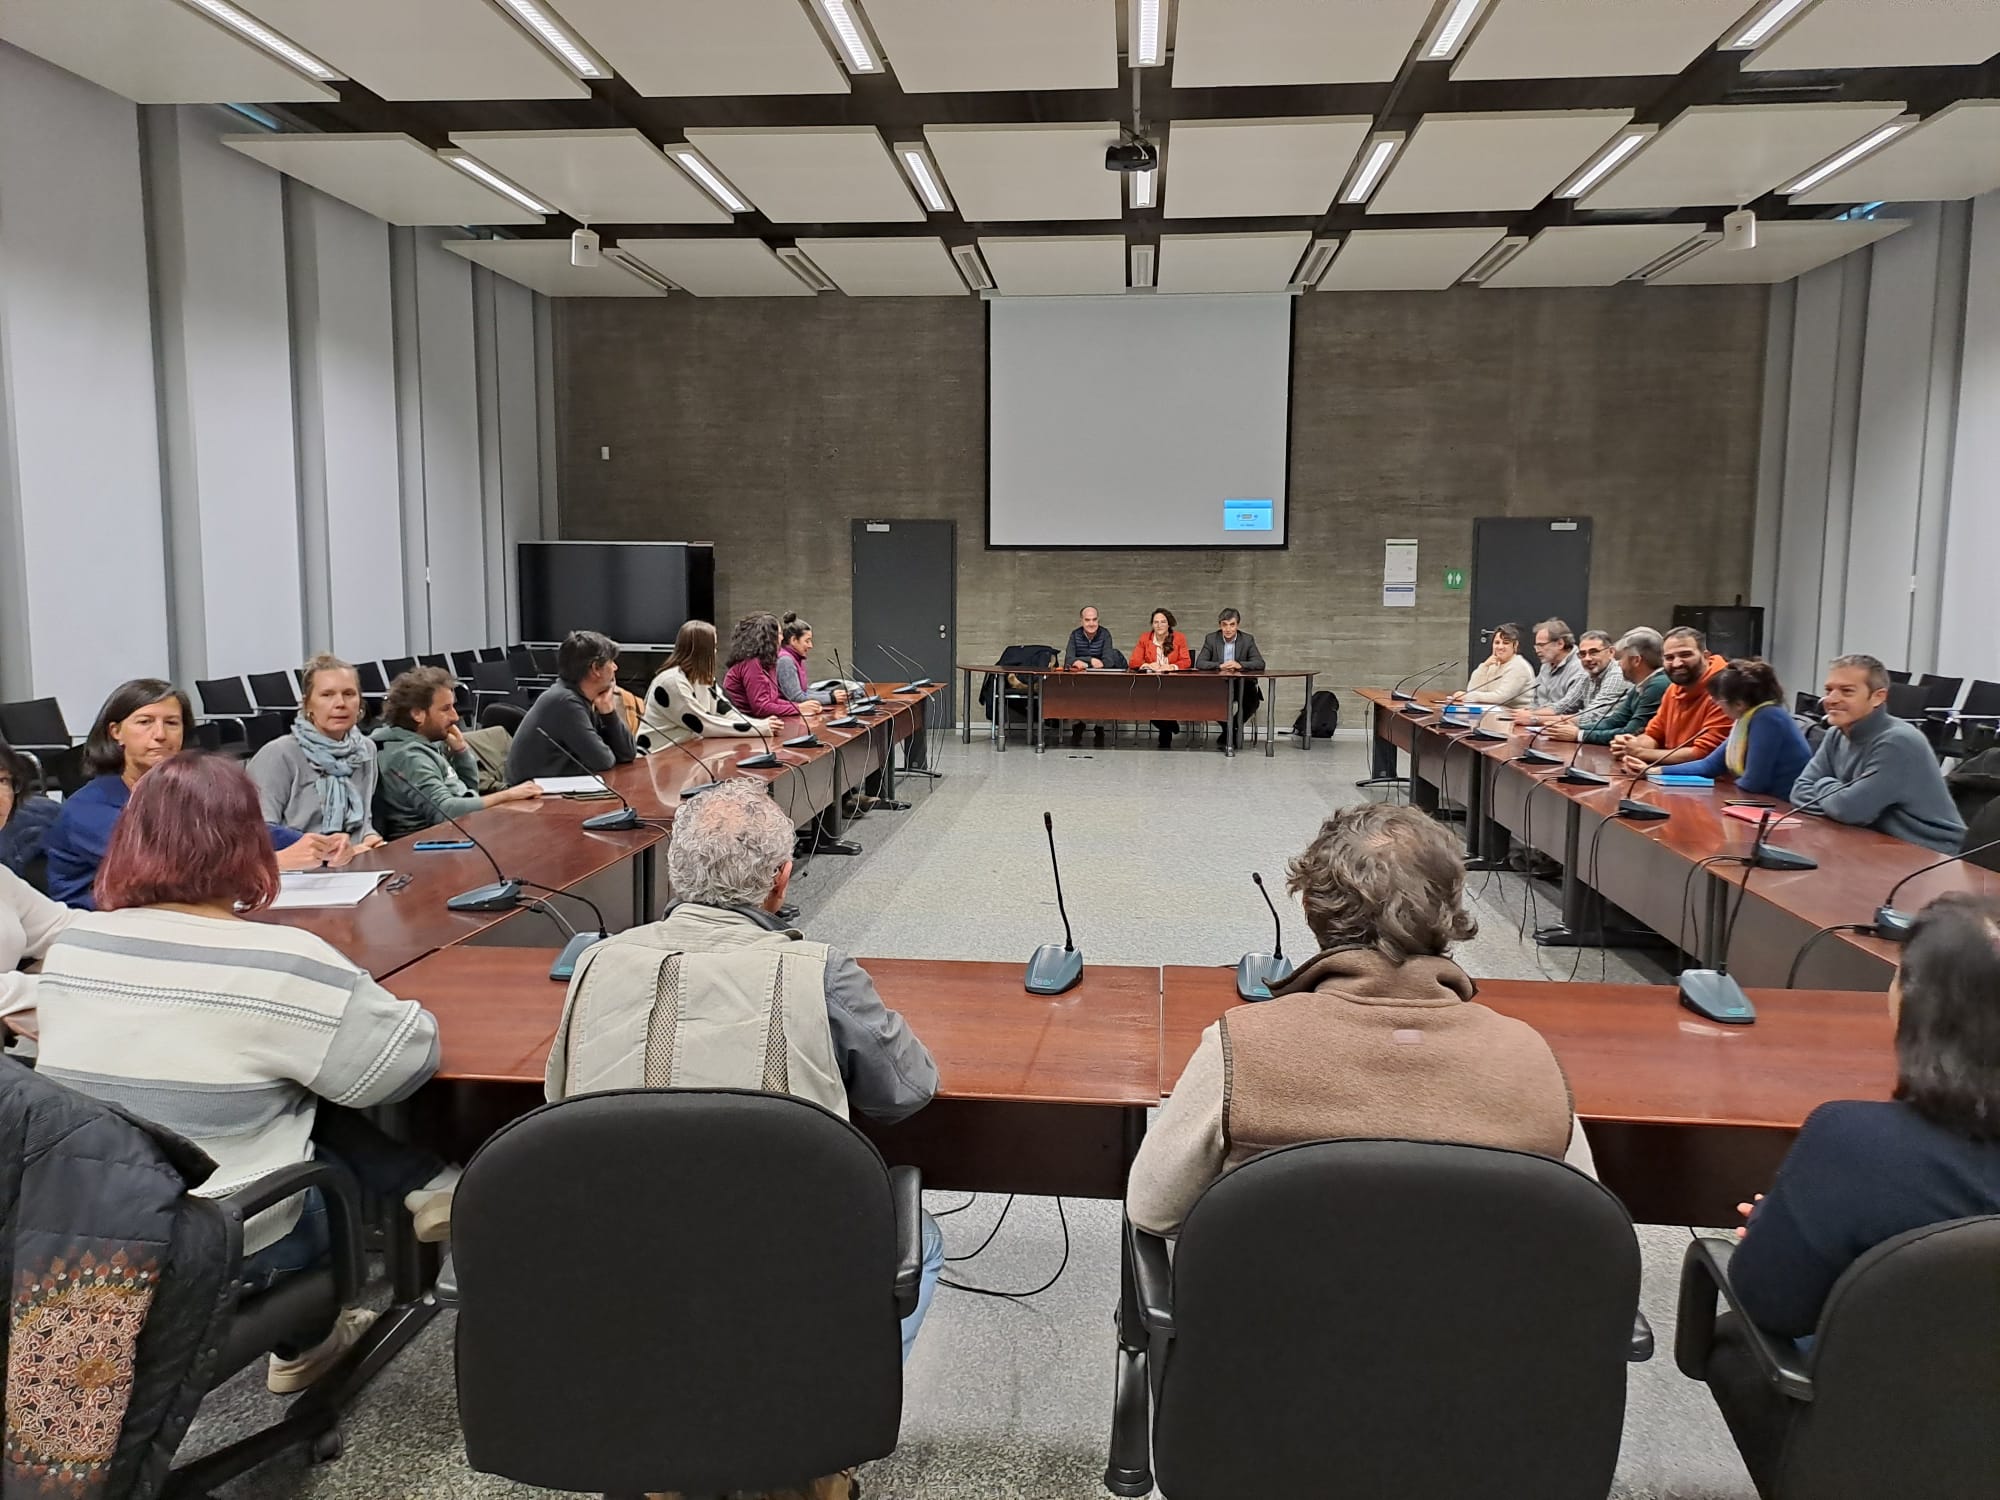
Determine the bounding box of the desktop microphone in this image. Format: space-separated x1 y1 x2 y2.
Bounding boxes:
534 728 641 831
385 769 521 912
1391 659 1457 704
737 722 783 771
832 648 882 711
1512 724 1563 767
1728 773 1877 871
1613 726 1710 821
1556 735 1610 786
1466 707 1511 742
1870 834 2000 941
651 727 729 799
821 652 863 728
1235 872 1295 1002
878 642 934 692
1024 811 1083 995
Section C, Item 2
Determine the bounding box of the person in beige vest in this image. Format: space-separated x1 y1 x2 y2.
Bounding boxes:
1128 802 1595 1235
544 779 942 1363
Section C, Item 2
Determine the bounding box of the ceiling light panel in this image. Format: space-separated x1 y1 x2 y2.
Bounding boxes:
1170 0 1438 85
1782 120 1913 195
1341 135 1405 204
235 0 587 99
1748 0 2000 70
447 130 731 224
1481 224 1718 288
1649 218 1909 284
224 133 547 224
1128 0 1165 67
1579 102 1907 211
548 0 850 95
1790 100 2000 205
1454 0 1750 79
683 127 923 224
1164 117 1376 219
1155 232 1312 294
894 143 956 213
491 0 607 76
1725 0 1817 50
616 238 821 296
0 0 341 103
926 123 1125 223
439 150 554 214
804 0 880 73
1422 0 1494 61
1558 127 1656 197
442 238 667 297
794 237 973 296
862 0 1117 92
1129 166 1159 210
977 236 1129 296
1366 111 1635 215
1316 228 1507 290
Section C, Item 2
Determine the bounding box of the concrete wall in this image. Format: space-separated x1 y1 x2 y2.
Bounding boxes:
553 284 1768 690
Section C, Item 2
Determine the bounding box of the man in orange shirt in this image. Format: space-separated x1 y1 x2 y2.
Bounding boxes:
1611 626 1732 773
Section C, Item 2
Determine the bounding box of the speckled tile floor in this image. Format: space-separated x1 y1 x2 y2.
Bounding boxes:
190 729 1756 1499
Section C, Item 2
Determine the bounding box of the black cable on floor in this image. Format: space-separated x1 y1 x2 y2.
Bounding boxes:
929 1194 979 1218
941 1196 1072 1301
943 1193 1017 1261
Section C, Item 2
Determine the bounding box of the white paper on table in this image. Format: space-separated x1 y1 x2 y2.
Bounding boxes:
270 871 391 909
534 775 612 795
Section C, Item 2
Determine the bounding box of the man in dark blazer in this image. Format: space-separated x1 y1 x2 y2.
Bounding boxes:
1193 608 1266 751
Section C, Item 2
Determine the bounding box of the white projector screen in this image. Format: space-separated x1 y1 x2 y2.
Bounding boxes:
987 294 1293 549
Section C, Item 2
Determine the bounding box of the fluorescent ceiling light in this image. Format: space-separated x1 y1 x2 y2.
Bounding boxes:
441 152 552 215
1559 128 1655 198
897 145 954 213
951 244 994 292
775 246 834 292
607 249 679 294
810 0 880 73
179 0 340 80
1340 135 1403 205
1725 0 1817 50
1783 120 1911 195
1294 239 1339 287
1462 235 1529 283
671 149 749 213
494 0 608 78
1633 231 1720 281
1129 167 1157 209
1423 0 1489 61
1129 243 1156 289
1129 0 1164 67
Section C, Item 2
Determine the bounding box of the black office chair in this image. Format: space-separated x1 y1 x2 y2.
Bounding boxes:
1792 691 1824 723
476 646 506 662
506 645 555 688
448 649 480 679
355 660 388 694
1676 1218 2000 1500
247 670 299 715
1885 682 1929 727
1130 1140 1645 1500
381 655 417 679
1960 797 2000 872
470 658 529 716
1887 668 1912 684
194 676 287 755
442 1089 922 1498
0 696 86 793
1931 678 2000 760
417 652 448 671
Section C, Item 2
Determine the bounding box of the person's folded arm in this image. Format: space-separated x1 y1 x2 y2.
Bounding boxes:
1805 757 1903 824
1677 741 1729 779
1127 1026 1230 1236
823 951 939 1124
599 701 638 765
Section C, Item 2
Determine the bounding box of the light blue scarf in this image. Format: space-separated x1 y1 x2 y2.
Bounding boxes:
291 715 367 835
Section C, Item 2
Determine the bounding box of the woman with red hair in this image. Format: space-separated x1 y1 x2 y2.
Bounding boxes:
35 752 458 1393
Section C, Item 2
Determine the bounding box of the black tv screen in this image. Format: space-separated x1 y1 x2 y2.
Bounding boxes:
518 542 715 646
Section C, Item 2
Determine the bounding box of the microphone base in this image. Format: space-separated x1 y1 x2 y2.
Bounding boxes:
1749 844 1818 871
738 753 782 769
782 734 823 749
1514 749 1564 765
1678 969 1758 1025
1234 951 1295 1002
896 679 934 692
1024 943 1083 996
826 716 861 728
1398 703 1433 717
1468 727 1509 742
1617 798 1671 822
582 807 641 831
448 879 522 913
1557 768 1611 785
679 780 726 798
549 929 607 981
1873 905 1916 942
1390 690 1416 702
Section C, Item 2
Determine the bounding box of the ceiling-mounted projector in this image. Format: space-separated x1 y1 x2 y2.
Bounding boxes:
1105 139 1159 173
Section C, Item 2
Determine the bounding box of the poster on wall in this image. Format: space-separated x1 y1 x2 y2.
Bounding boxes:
1383 539 1418 607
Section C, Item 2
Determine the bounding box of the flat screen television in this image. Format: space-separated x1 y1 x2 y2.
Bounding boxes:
517 541 715 646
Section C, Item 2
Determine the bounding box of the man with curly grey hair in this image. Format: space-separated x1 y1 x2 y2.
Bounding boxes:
1128 802 1593 1235
544 778 943 1359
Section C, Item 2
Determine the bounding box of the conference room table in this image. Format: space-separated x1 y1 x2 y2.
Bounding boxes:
958 662 1317 756
397 944 1892 1497
256 683 945 979
1359 687 1998 991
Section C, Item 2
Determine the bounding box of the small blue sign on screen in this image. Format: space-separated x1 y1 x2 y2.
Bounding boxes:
1223 499 1275 533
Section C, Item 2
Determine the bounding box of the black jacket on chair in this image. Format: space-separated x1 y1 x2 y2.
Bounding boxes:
1193 631 1266 673
981 643 1059 721
0 1058 237 1500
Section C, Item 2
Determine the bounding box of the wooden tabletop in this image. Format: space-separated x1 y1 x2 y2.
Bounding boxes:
1161 965 1893 1131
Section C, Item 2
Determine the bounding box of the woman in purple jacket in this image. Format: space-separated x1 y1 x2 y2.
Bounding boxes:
721 612 804 724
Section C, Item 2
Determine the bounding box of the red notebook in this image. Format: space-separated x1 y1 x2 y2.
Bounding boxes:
1723 803 1790 826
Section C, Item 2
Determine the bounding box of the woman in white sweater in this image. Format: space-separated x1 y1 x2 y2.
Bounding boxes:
1450 622 1535 709
637 620 781 754
1 864 75 1026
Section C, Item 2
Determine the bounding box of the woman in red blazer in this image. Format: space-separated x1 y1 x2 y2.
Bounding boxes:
1130 608 1191 748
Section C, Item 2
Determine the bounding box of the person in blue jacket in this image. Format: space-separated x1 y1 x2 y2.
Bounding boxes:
1674 659 1813 798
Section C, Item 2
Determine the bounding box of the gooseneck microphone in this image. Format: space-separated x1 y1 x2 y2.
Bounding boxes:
1556 733 1610 786
1512 723 1563 767
1871 833 2000 940
534 728 640 831
878 642 934 692
651 729 729 799
386 769 522 912
1391 659 1457 704
1024 811 1083 995
1235 871 1295 1001
1613 725 1711 821
738 718 783 770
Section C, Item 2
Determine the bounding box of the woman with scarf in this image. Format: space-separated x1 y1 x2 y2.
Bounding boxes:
249 654 386 859
1672 658 1812 798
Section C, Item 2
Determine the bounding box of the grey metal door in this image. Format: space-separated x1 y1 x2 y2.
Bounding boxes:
1466 518 1593 669
851 519 956 727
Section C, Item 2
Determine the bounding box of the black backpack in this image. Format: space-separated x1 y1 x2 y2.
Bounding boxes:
1292 690 1340 739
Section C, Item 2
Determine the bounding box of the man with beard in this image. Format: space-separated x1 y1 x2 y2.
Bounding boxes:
1610 626 1731 773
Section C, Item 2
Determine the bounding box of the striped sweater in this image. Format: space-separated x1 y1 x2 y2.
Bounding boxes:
35 907 440 1252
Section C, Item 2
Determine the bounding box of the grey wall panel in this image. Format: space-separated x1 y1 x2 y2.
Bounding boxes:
414 231 487 652
1937 189 2000 684
494 277 542 641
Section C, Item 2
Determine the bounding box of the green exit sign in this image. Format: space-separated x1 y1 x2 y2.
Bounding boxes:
1443 568 1466 591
